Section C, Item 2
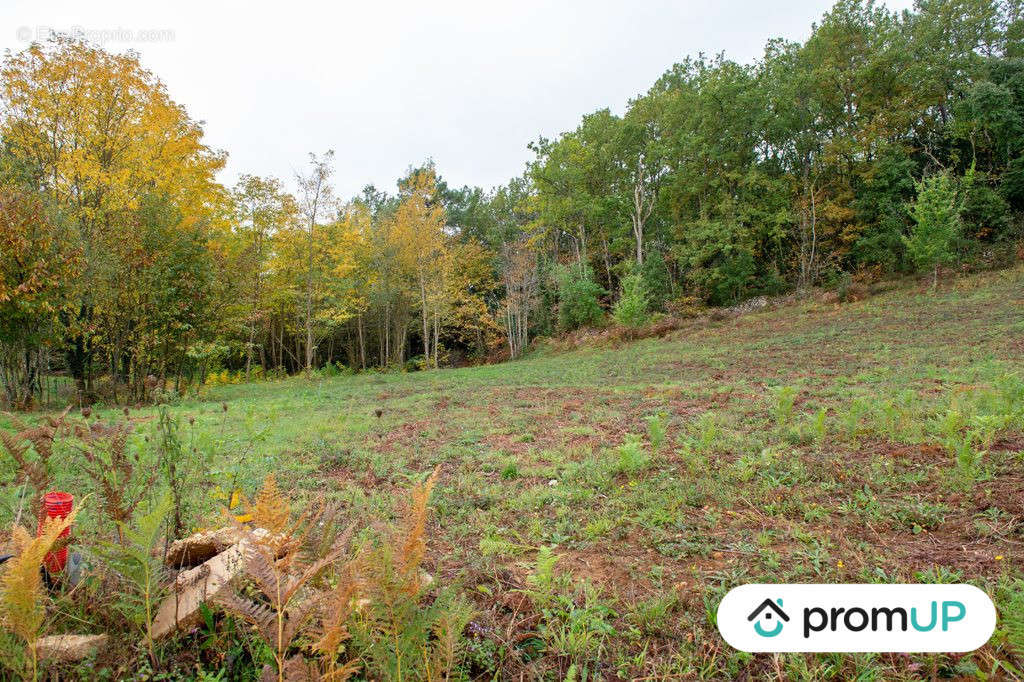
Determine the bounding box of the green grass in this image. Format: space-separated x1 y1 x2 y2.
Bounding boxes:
4 267 1024 678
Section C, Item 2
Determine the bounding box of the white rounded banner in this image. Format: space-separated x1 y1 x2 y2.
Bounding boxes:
717 583 996 652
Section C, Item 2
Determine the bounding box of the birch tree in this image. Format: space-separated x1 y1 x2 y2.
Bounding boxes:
295 150 335 374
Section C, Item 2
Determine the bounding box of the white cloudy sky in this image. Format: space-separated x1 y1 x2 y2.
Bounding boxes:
1 0 915 199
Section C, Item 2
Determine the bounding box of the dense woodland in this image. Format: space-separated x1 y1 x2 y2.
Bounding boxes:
2 0 1024 408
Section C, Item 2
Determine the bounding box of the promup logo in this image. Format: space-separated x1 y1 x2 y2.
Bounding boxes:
748 598 789 637
718 584 996 653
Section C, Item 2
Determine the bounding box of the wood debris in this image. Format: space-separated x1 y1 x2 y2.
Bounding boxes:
152 536 252 638
36 633 108 661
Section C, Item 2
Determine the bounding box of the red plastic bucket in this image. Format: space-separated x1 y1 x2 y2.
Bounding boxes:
38 491 73 573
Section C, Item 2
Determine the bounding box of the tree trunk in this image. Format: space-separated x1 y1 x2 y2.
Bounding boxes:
433 310 439 368
419 274 430 363
245 324 255 381
305 217 314 375
357 314 366 370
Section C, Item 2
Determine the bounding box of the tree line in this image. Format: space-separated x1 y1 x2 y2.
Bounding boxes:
2 0 1023 408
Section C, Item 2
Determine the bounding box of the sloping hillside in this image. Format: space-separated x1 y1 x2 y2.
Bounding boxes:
183 267 1023 678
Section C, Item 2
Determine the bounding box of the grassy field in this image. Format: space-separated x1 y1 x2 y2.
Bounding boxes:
6 267 1024 679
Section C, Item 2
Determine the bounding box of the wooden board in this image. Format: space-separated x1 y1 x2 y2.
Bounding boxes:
36 634 108 661
152 540 248 638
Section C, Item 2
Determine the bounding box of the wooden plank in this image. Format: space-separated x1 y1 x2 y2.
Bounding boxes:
36 634 108 661
152 540 249 639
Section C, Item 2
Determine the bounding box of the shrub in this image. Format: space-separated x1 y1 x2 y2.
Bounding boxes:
832 272 869 303
0 415 466 681
555 264 605 332
640 250 672 310
613 269 650 328
665 295 705 318
961 172 1011 242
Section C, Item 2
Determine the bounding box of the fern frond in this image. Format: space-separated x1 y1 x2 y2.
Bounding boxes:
395 467 439 592
429 596 474 677
0 430 29 466
281 591 323 645
0 507 80 645
120 494 172 551
46 406 72 432
281 655 319 681
313 572 357 659
1006 580 1024 658
1 412 31 433
287 523 355 604
214 590 277 645
8 526 32 556
320 659 361 682
527 544 559 591
241 540 297 609
249 474 290 533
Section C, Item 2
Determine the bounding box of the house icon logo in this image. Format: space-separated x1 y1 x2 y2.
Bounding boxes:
748 598 789 637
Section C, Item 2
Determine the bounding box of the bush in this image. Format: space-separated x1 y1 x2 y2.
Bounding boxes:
640 250 672 310
832 272 870 303
665 295 705 318
852 146 916 272
555 264 605 331
613 269 649 328
961 173 1011 242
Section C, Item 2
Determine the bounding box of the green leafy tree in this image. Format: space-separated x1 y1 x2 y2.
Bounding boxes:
852 147 917 272
639 248 672 310
613 269 650 328
0 187 78 409
904 171 962 287
555 264 605 331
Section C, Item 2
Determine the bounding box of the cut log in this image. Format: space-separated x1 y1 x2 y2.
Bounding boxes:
152 540 249 638
165 526 277 567
36 633 108 661
165 526 246 567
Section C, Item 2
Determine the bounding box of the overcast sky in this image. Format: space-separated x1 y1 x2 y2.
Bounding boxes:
2 0 916 200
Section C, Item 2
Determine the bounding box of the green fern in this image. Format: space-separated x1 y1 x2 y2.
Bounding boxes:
999 580 1024 670
774 386 798 428
614 434 650 475
644 412 668 452
97 494 172 666
811 407 828 446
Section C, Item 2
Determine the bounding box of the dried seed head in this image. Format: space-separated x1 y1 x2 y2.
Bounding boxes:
221 402 228 413
188 415 195 425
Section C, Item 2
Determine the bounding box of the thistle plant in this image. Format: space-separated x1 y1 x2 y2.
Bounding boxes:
77 422 157 544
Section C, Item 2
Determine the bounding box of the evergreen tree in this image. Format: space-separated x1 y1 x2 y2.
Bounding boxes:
904 171 962 287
